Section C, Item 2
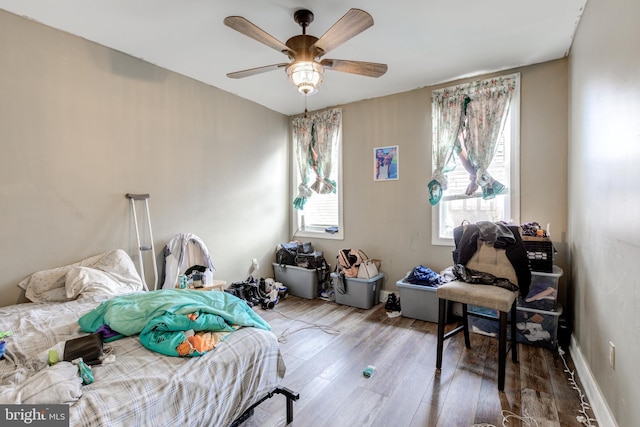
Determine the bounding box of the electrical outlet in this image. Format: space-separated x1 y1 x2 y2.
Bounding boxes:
251 258 259 271
609 341 615 369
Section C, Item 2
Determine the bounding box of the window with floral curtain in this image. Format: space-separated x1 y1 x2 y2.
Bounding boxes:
430 74 520 243
291 108 343 239
292 109 341 209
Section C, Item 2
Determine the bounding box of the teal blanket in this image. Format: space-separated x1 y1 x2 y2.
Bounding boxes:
78 290 270 357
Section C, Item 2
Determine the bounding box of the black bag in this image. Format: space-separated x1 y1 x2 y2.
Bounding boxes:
276 241 314 266
294 251 325 269
276 243 298 266
63 333 103 365
296 251 330 291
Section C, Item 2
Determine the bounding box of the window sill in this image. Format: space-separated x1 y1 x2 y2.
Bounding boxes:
293 226 343 240
431 237 455 247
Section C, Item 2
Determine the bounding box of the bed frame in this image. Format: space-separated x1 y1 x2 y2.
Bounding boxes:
231 387 300 426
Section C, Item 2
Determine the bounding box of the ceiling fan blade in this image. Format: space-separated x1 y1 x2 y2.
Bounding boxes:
320 59 387 78
312 9 374 56
227 63 289 79
224 16 293 56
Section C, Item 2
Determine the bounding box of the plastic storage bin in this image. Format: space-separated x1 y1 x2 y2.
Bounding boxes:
519 265 563 310
469 304 563 349
331 273 383 309
396 278 447 323
272 263 318 299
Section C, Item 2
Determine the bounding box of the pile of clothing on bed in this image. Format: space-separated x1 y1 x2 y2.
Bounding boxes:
80 289 270 357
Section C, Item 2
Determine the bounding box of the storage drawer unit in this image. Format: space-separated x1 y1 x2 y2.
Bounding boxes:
519 265 563 310
469 304 562 349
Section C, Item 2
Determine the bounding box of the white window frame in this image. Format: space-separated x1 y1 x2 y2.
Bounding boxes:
431 75 521 246
290 126 344 240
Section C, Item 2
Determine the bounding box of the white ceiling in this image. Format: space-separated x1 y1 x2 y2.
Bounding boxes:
1 0 587 116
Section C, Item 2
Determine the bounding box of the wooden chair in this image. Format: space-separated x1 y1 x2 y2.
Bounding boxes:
435 241 520 391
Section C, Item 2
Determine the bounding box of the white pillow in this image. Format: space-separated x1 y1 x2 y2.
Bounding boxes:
19 268 72 303
65 266 143 299
18 249 144 302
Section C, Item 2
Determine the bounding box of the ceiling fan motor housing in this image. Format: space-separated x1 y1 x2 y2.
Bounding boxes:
285 35 323 61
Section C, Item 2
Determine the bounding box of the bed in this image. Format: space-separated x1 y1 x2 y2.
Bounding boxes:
0 249 297 426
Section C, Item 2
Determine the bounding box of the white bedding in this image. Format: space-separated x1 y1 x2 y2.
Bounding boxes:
0 298 286 426
2 250 287 426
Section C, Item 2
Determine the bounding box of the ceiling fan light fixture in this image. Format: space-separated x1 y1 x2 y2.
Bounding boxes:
286 61 323 95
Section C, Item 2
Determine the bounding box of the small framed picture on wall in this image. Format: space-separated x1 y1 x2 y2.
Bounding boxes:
374 145 399 181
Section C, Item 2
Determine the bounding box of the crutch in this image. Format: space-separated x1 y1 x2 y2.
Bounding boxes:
125 193 158 291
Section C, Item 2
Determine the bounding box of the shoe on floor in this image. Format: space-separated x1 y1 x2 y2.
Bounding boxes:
385 293 401 311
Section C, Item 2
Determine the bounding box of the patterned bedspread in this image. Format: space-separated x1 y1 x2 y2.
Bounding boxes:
0 297 286 426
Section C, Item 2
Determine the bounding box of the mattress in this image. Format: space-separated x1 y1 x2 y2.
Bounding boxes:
0 297 286 426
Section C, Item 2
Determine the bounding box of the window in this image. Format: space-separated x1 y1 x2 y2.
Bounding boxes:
291 109 344 240
431 75 520 245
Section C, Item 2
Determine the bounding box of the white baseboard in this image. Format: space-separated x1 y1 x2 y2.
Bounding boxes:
569 335 618 427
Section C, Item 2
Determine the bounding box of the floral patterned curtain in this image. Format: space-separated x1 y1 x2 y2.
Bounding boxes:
428 87 467 205
291 116 313 209
429 74 517 204
463 75 517 199
291 108 342 209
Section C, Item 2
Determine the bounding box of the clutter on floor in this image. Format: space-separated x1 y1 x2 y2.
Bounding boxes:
225 276 288 309
385 292 401 312
273 241 330 299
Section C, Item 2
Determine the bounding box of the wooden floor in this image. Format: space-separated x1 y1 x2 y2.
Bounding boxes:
241 296 593 427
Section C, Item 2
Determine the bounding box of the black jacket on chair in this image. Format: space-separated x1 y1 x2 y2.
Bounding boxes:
452 223 531 298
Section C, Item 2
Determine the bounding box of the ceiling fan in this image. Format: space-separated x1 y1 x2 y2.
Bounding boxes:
223 8 387 95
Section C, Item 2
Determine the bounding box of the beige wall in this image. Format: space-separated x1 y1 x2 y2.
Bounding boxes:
568 0 640 425
12 2 634 422
0 10 291 306
4 2 634 424
0 10 570 312
1 11 570 322
312 60 569 306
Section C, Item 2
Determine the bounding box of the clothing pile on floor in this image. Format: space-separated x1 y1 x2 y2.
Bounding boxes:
225 277 288 310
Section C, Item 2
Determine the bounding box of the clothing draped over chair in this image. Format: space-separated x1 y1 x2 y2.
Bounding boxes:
452 221 531 297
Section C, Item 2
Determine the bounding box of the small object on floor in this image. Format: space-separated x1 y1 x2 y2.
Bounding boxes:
363 365 376 378
385 293 401 312
386 311 401 318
